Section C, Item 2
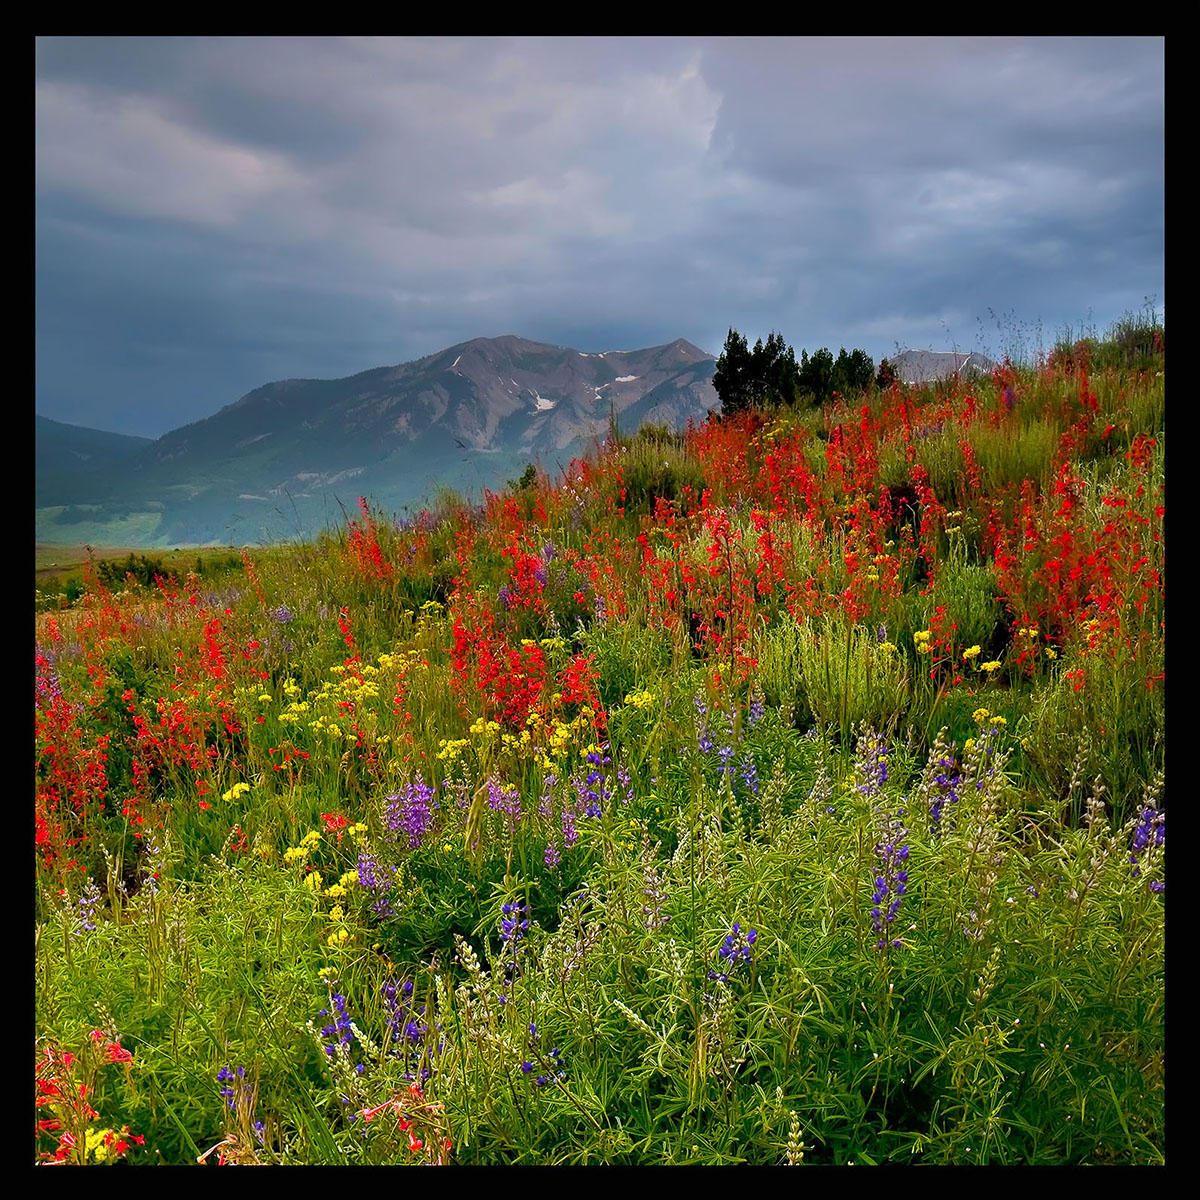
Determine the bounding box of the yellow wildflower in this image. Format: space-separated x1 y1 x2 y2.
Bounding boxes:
979 660 1002 673
963 645 981 660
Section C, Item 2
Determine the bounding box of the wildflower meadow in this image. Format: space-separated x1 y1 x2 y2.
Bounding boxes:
34 320 1165 1165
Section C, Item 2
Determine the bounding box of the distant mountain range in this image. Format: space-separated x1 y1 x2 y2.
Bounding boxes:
36 335 719 547
890 350 994 384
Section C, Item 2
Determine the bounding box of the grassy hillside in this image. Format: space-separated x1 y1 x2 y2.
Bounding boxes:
34 319 1165 1165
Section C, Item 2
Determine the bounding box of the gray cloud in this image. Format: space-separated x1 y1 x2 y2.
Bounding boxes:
36 35 1163 438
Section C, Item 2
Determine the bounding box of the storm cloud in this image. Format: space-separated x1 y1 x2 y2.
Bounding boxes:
36 36 1164 437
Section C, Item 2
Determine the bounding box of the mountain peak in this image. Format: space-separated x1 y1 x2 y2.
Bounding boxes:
39 334 718 547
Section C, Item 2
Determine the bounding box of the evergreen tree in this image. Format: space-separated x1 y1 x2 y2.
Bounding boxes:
712 329 755 417
798 347 835 404
834 347 875 394
713 328 802 417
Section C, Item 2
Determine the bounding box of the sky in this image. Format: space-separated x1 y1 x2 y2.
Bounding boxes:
35 36 1164 439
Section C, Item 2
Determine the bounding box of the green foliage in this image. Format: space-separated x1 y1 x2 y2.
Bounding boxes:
798 346 835 404
713 329 802 416
34 330 1165 1164
795 345 877 405
834 347 875 394
795 615 911 742
616 437 706 517
929 559 1005 655
1020 634 1164 823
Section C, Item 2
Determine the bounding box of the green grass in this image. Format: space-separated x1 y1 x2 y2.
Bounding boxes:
34 328 1165 1165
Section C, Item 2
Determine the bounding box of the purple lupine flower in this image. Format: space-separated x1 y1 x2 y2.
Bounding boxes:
500 901 530 948
76 877 103 932
319 992 355 1056
870 809 910 950
498 901 531 1001
571 749 612 818
216 1065 250 1113
382 978 435 1080
617 761 633 805
538 772 558 820
1130 805 1165 890
929 753 961 836
708 921 757 984
356 847 396 917
521 1031 566 1087
486 775 521 826
271 604 293 623
855 733 890 797
717 740 735 777
739 752 760 796
497 584 514 610
385 777 438 850
747 684 765 728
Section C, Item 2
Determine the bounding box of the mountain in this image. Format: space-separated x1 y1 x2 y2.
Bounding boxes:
891 350 994 384
36 416 154 507
36 335 718 547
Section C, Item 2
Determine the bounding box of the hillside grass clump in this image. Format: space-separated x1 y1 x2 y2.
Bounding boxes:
34 325 1164 1164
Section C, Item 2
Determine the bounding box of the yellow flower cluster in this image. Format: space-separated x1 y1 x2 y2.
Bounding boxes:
85 1128 120 1163
622 689 657 711
323 879 350 902
284 829 323 864
222 781 252 802
972 708 1007 727
436 736 471 764
962 645 982 661
914 630 932 654
979 660 1002 673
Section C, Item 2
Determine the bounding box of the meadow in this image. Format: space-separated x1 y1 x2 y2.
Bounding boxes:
34 322 1165 1165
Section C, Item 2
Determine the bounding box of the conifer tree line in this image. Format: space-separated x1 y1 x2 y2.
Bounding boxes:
712 328 892 416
